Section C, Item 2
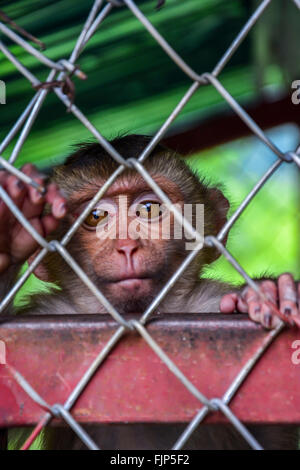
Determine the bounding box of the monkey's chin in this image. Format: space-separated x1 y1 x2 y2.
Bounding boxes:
113 277 154 298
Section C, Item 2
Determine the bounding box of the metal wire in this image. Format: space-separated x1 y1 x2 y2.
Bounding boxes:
0 0 298 451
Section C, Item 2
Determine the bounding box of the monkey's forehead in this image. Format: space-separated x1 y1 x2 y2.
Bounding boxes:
69 174 183 205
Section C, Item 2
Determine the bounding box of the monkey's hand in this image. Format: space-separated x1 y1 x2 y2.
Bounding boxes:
0 164 67 273
219 274 300 329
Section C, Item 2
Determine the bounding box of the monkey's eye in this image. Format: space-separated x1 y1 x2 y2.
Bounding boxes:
84 209 109 228
136 202 162 220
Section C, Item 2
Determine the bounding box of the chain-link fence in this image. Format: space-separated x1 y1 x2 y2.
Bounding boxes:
0 0 299 450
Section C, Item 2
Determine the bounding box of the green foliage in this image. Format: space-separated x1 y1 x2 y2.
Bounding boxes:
188 124 300 283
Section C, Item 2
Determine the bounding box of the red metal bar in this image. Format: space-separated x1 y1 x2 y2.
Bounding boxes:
0 314 299 427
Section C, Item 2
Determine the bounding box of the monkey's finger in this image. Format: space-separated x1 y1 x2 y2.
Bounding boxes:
6 174 27 206
20 186 66 223
0 172 21 220
0 168 44 222
258 280 280 328
242 288 261 322
41 214 60 236
236 295 248 312
0 183 11 222
21 163 45 205
219 293 238 313
292 282 300 329
260 280 278 303
21 196 45 221
0 170 6 185
0 174 28 230
19 165 66 218
278 273 298 318
260 302 281 329
244 281 277 323
10 217 45 261
0 253 11 274
44 183 67 219
219 293 248 313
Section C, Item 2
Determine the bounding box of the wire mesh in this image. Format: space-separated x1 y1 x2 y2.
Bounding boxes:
0 0 299 450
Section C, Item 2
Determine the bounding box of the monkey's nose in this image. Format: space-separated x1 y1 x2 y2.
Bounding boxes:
115 239 139 264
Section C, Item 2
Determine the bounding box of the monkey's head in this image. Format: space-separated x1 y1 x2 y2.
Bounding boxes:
34 135 229 313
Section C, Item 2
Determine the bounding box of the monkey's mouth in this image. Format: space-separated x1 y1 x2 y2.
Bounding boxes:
115 277 151 288
103 274 155 292
111 275 151 285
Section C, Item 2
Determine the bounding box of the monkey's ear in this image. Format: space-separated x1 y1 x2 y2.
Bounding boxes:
27 250 51 282
207 187 230 240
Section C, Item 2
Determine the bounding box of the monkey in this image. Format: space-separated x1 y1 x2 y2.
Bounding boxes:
0 134 299 449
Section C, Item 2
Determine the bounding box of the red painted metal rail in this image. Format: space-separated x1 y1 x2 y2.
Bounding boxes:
0 314 299 428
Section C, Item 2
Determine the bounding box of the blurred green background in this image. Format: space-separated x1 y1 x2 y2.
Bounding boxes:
0 0 299 294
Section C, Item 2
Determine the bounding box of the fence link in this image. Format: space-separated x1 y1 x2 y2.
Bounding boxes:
0 0 299 450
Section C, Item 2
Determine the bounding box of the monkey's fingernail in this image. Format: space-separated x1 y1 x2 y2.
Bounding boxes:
263 313 272 328
58 202 67 216
254 306 261 313
284 307 292 316
33 190 43 203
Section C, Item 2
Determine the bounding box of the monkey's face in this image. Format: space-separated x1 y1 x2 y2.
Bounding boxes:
69 175 186 313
